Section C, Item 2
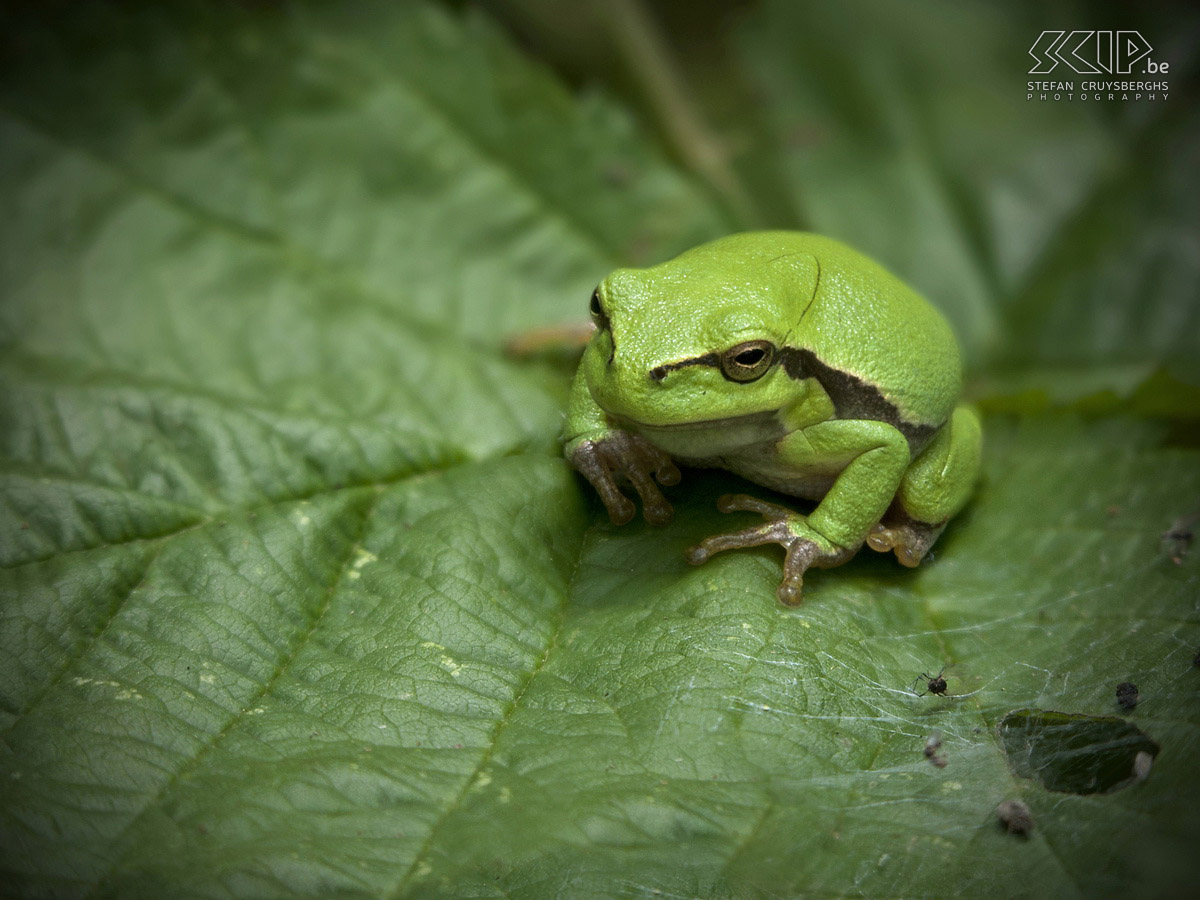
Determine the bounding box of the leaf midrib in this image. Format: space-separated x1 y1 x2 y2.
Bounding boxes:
381 520 593 898
82 489 381 898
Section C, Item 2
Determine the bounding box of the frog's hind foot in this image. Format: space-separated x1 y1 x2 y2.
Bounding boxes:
685 494 856 606
866 519 946 568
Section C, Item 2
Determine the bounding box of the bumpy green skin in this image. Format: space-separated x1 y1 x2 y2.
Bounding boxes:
564 231 982 605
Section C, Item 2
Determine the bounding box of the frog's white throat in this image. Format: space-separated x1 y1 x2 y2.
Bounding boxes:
612 408 786 460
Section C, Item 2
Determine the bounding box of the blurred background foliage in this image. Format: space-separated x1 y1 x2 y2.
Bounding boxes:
477 0 1200 423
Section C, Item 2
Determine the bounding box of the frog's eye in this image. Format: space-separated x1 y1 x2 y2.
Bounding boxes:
721 340 775 383
589 288 610 331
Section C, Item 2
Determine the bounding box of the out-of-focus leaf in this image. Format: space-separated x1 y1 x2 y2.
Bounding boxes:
736 0 1200 392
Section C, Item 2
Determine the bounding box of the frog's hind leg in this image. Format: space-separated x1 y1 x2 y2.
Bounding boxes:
867 404 982 567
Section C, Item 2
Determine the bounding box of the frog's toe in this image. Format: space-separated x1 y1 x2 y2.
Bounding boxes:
625 467 674 525
601 490 637 526
579 463 636 525
623 440 679 525
685 519 792 566
638 489 674 526
774 540 856 605
686 499 857 605
716 493 795 518
570 431 680 527
777 538 821 605
656 460 682 487
867 521 945 568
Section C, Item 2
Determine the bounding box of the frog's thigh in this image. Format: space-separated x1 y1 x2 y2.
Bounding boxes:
895 404 983 524
778 419 912 549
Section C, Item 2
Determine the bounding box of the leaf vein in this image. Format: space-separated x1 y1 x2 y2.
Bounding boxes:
83 490 381 897
384 523 590 897
0 541 167 732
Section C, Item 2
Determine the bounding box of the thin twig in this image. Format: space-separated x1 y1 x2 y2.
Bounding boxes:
598 0 758 225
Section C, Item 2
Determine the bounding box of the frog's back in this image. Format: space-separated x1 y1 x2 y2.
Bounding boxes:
779 232 963 433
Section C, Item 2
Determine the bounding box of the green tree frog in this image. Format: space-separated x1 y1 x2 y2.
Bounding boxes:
563 232 982 605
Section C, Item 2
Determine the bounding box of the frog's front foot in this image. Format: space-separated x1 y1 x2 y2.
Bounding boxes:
866 519 945 568
685 494 857 606
569 431 681 526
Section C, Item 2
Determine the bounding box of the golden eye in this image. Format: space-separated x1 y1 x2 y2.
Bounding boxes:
721 340 775 382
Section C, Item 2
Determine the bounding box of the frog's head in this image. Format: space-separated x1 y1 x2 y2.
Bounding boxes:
582 236 820 429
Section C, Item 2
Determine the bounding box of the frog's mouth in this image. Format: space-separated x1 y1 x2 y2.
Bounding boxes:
610 408 781 432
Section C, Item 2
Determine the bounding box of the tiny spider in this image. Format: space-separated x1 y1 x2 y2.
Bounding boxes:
911 665 951 697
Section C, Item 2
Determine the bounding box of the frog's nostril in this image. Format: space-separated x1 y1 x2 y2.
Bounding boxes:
649 366 668 383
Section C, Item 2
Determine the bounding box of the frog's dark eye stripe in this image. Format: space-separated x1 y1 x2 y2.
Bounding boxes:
720 340 775 382
589 288 610 331
648 352 719 382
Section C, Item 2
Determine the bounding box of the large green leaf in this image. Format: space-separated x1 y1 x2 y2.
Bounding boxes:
1 2 1198 898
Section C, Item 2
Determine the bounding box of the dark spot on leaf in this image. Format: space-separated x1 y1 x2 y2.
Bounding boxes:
1161 511 1196 564
1115 681 1139 710
997 708 1159 794
996 799 1034 837
923 732 946 767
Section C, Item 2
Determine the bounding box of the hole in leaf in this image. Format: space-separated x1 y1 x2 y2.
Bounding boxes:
997 708 1159 795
